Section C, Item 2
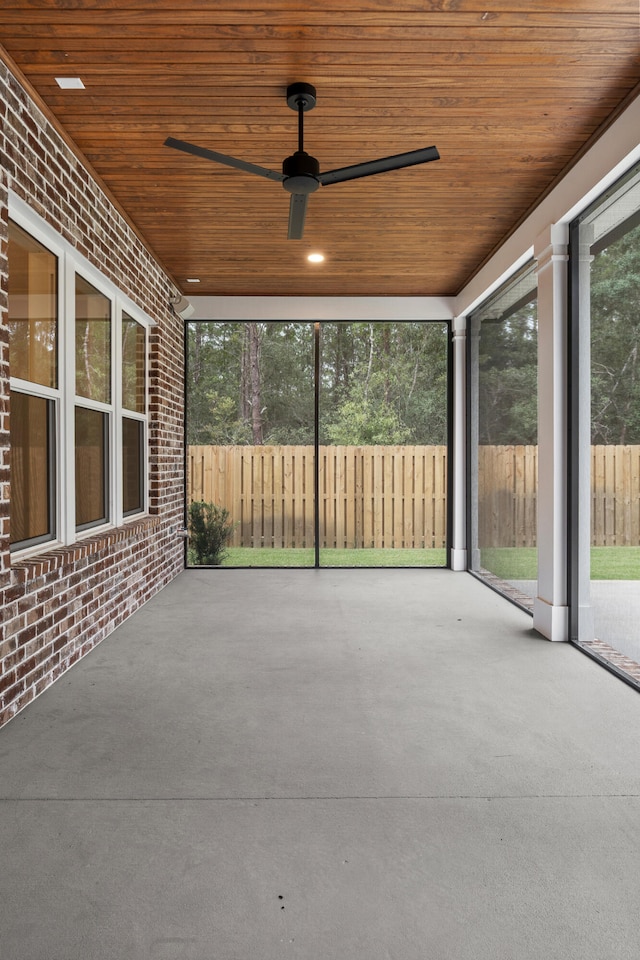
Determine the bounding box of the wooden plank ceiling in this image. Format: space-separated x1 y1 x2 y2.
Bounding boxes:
1 1 639 298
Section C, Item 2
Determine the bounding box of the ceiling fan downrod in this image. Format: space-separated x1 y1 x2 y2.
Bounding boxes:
282 83 320 195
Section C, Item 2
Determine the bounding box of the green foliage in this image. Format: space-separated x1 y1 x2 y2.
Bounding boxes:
186 320 449 447
590 222 640 444
193 391 251 445
188 501 234 565
322 322 448 445
477 305 538 444
260 323 315 443
324 380 412 445
187 324 251 444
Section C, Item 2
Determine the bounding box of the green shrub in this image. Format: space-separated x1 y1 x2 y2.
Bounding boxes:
188 501 235 565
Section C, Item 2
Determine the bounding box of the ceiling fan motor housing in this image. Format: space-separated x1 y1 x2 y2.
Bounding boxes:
282 150 320 194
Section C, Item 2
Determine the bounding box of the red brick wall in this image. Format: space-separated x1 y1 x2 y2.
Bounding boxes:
0 58 185 726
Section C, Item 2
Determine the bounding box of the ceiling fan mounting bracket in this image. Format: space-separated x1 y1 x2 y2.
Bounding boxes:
286 82 317 112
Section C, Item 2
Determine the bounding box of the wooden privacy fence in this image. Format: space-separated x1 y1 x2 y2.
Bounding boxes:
477 445 538 548
188 445 447 549
188 444 640 549
590 444 640 547
477 444 640 547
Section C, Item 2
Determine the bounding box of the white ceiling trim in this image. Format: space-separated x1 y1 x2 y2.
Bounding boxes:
189 295 455 322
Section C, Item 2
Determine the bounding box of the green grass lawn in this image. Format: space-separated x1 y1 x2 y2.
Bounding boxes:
187 544 640 577
481 546 640 581
188 547 447 568
319 548 446 568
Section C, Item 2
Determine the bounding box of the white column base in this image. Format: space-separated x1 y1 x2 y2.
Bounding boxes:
533 596 569 642
450 547 467 571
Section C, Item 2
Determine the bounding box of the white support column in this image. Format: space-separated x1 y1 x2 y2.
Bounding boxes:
533 223 569 640
450 315 467 570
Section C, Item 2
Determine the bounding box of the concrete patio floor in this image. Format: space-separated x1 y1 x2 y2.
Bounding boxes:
0 568 639 960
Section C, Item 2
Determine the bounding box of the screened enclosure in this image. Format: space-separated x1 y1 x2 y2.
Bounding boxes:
186 320 450 568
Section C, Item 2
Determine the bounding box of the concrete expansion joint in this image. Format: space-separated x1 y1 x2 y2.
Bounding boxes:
3 793 639 803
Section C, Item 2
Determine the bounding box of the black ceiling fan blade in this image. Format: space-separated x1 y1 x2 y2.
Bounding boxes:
287 193 309 239
318 146 440 186
164 137 285 183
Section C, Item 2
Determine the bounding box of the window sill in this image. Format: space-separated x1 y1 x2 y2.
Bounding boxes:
10 515 163 584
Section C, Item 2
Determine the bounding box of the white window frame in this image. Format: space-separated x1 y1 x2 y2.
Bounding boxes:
119 311 149 518
8 192 155 558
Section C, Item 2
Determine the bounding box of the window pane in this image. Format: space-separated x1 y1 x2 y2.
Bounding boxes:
318 321 449 567
184 321 448 568
123 417 143 514
589 220 640 667
185 321 316 567
75 407 108 527
122 314 146 413
470 265 538 606
571 165 640 678
8 221 58 388
76 275 111 403
10 391 54 546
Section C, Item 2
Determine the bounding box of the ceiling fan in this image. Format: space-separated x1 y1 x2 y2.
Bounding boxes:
165 82 440 240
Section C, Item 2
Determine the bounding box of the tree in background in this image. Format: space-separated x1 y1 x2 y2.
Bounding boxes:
187 323 251 444
324 377 412 445
477 304 538 445
241 322 264 443
259 323 315 444
590 221 640 444
322 322 448 444
187 320 449 446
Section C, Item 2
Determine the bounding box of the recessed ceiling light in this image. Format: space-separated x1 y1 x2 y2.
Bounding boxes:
55 77 85 89
186 278 201 283
307 253 325 263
